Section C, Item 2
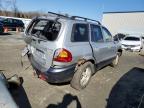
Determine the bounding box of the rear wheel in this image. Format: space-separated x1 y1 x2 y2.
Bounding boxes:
70 62 94 90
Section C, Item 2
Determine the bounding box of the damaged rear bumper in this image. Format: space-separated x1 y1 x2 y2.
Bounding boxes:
36 64 76 83
28 55 76 83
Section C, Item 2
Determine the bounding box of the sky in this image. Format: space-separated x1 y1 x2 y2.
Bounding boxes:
16 0 144 21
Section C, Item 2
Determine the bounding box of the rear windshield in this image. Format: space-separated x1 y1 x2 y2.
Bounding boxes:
124 37 140 41
27 19 61 41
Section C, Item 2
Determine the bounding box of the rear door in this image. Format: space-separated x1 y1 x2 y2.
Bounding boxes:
25 19 61 72
101 27 117 59
90 24 109 63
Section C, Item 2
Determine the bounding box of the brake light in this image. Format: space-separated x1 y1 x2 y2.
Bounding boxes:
54 48 72 62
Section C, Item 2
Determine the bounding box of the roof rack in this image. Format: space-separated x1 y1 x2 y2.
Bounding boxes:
48 12 101 25
71 16 101 25
48 12 70 19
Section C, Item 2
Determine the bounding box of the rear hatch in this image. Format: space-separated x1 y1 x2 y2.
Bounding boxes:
25 18 61 72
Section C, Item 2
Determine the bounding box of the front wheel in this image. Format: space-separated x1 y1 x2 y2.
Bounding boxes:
111 53 119 67
70 62 94 90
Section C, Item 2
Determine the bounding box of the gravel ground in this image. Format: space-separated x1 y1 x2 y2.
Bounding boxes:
0 33 144 108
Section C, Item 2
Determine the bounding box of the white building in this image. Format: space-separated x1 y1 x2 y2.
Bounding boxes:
102 11 144 36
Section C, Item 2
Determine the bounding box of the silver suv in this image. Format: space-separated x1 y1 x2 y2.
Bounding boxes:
23 12 122 90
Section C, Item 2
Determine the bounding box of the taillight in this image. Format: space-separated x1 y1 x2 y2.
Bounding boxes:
53 48 72 62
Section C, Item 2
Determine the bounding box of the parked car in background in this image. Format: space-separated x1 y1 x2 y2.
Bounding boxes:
0 22 4 33
121 35 143 52
0 18 24 31
23 12 122 90
0 17 5 21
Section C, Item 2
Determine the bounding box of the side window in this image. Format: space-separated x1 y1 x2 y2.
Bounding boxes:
90 24 103 42
13 19 16 23
71 24 89 42
4 19 12 23
13 19 18 23
102 27 112 41
8 19 13 23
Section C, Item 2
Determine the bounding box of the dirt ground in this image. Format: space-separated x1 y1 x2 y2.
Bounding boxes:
0 33 144 108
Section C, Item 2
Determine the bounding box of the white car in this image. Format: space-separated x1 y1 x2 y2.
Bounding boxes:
121 35 144 52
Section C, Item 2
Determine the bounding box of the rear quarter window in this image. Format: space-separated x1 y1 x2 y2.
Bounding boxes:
71 23 89 42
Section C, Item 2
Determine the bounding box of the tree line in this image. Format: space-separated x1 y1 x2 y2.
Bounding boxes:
0 0 46 19
0 10 46 19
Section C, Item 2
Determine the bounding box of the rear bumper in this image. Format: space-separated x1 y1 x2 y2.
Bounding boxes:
36 64 76 83
28 54 76 83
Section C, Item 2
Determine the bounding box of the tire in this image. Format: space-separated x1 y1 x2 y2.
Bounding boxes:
70 62 94 90
139 47 143 52
118 51 122 57
111 53 119 67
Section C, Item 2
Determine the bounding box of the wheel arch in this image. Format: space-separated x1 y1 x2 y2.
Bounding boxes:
75 56 96 74
76 56 96 65
117 48 122 56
